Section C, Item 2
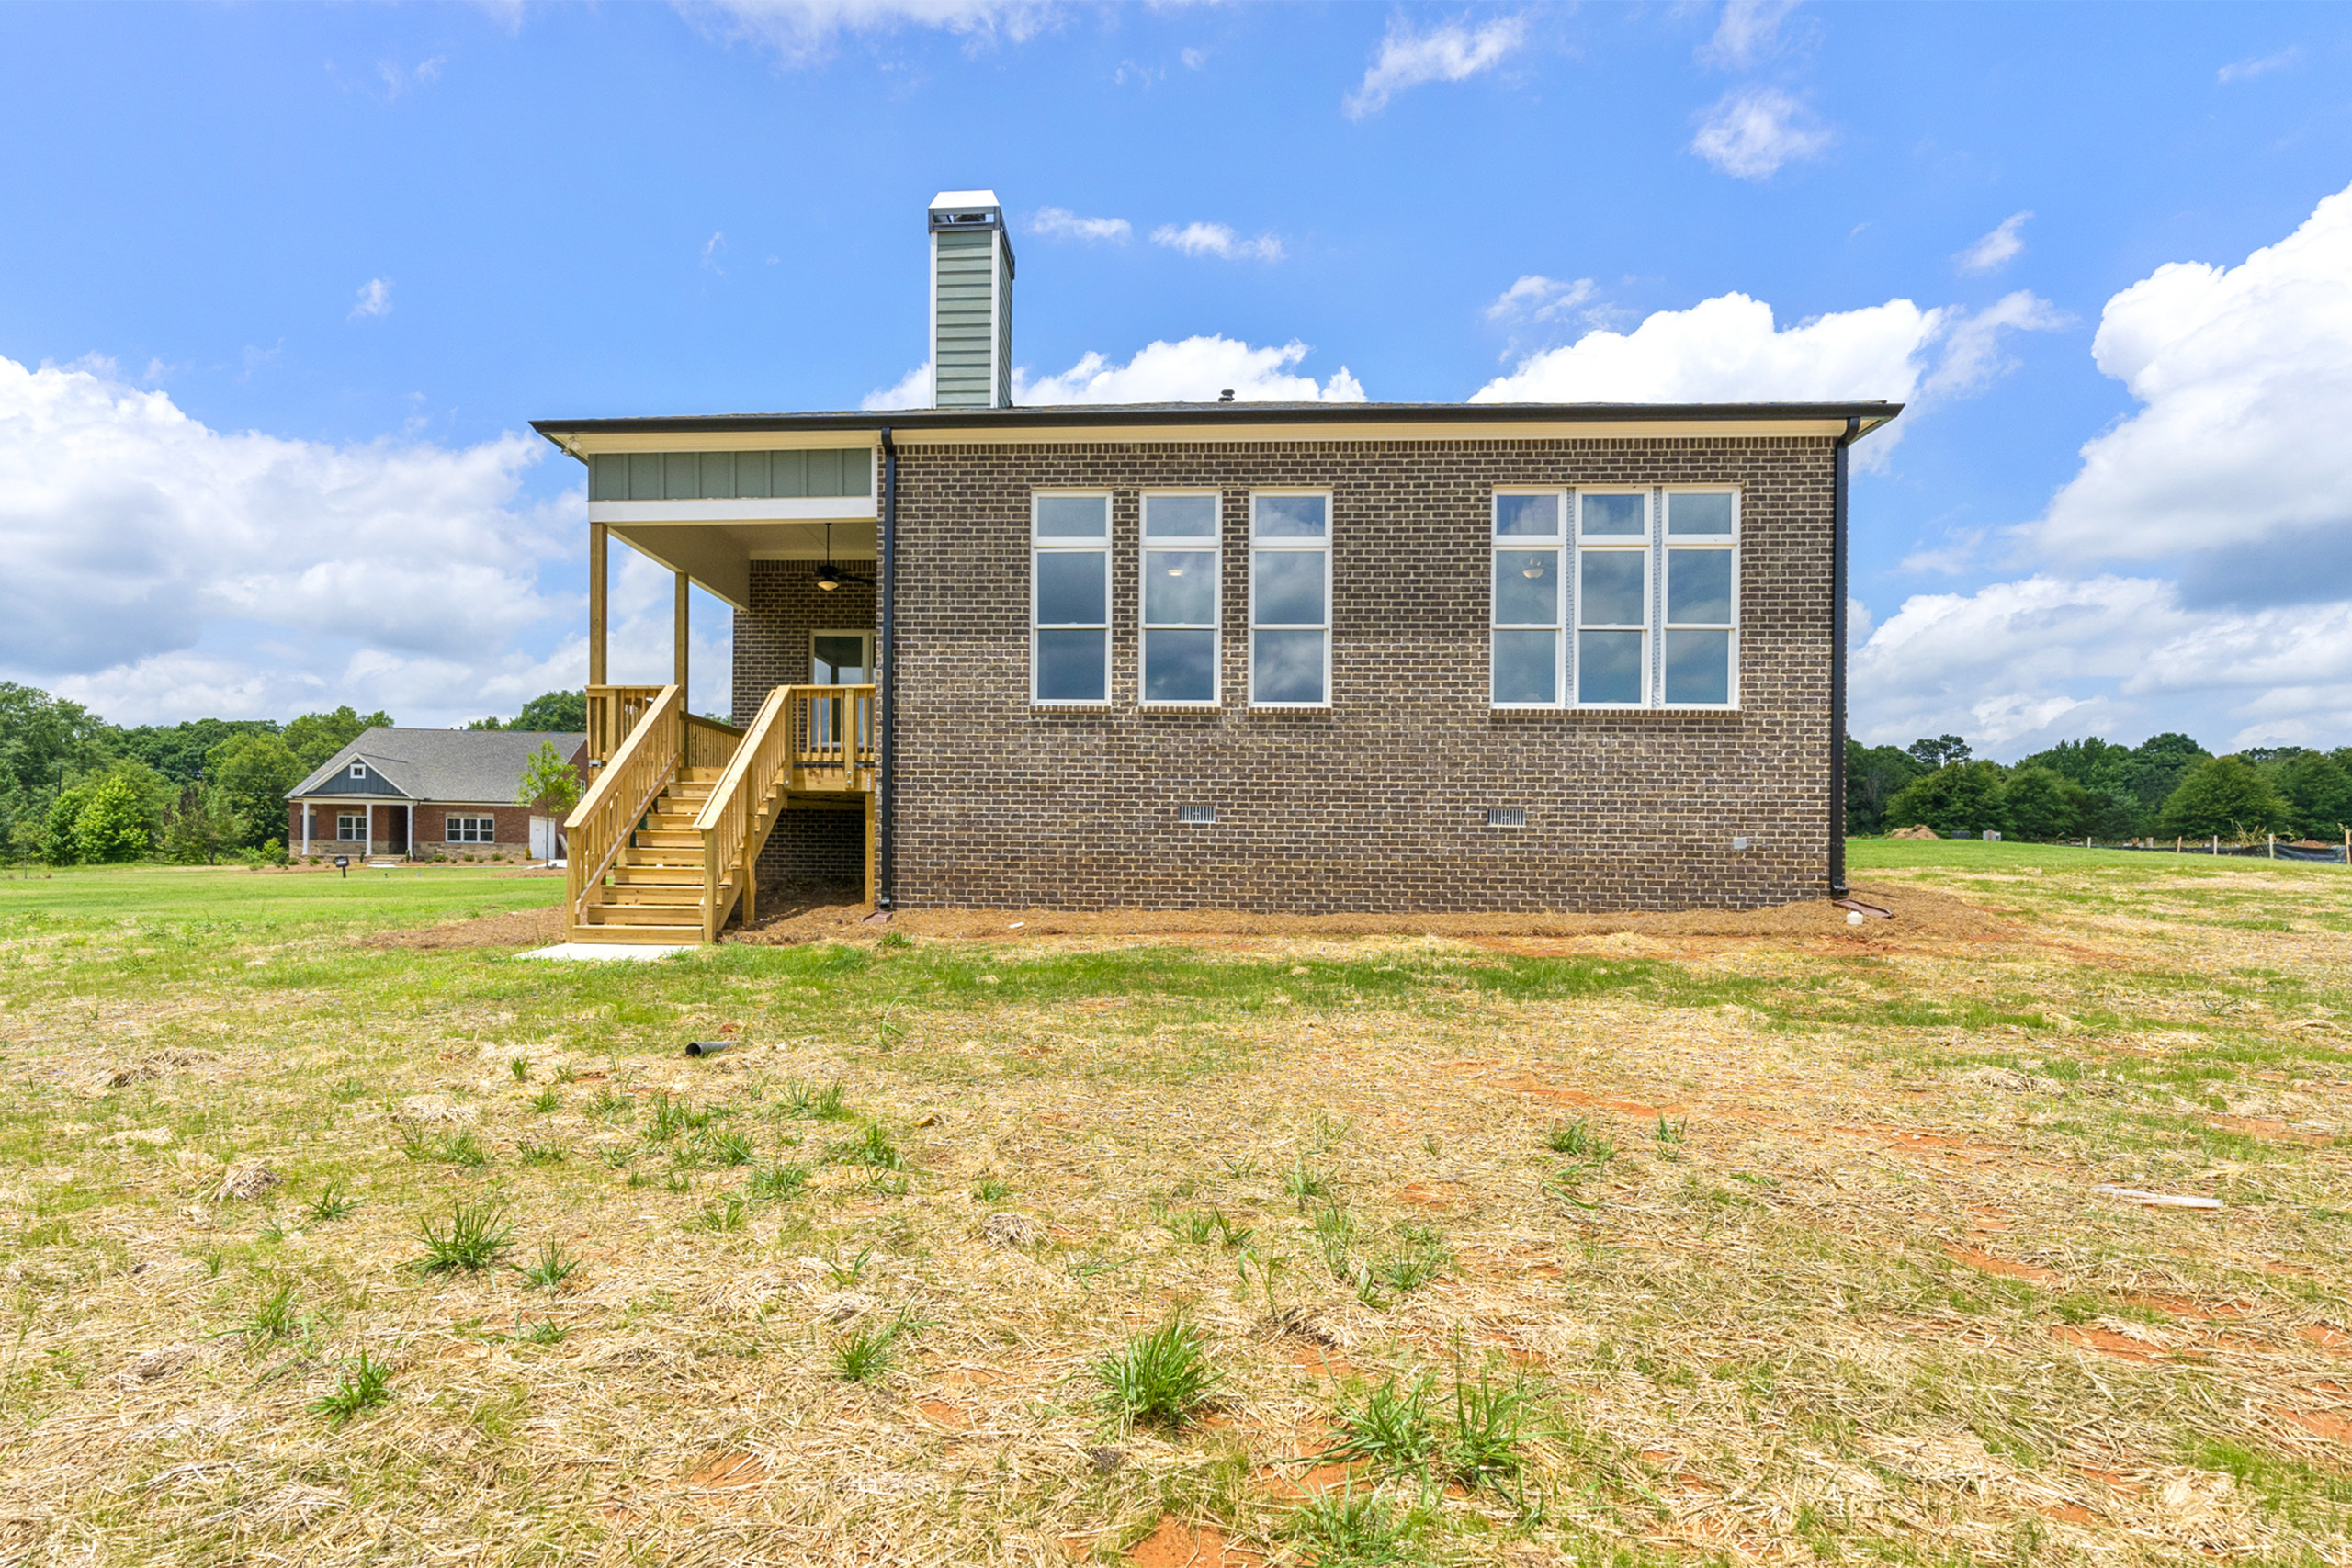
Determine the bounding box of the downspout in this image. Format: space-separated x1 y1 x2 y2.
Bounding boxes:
876 427 897 909
1828 416 1860 898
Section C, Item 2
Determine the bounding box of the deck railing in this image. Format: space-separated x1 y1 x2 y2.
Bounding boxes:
787 684 877 792
585 684 665 763
564 684 681 935
692 685 794 942
684 711 744 771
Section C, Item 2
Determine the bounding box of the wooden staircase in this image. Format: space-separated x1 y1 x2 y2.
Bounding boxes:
565 682 876 946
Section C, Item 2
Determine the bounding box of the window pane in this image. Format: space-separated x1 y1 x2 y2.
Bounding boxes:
1577 631 1644 704
1253 549 1326 625
1579 549 1645 626
1145 494 1218 538
1145 550 1216 625
1035 550 1106 624
1668 549 1734 625
1254 494 1328 538
1035 495 1108 538
812 635 868 683
1253 629 1326 703
1036 628 1106 701
1495 493 1560 537
1665 628 1732 705
1493 549 1560 625
1144 628 1216 703
1493 629 1557 704
1668 491 1735 536
1580 493 1645 536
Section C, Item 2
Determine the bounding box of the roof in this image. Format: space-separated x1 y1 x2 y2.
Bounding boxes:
290 728 586 803
534 400 1902 444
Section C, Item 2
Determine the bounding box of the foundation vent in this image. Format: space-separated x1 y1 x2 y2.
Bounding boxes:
1486 807 1527 828
1177 804 1217 825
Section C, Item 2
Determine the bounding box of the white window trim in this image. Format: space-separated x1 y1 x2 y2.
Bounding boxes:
1136 491 1223 708
1659 486 1741 710
1029 491 1114 707
445 815 497 843
1573 488 1653 709
348 762 366 778
335 812 368 841
1247 489 1334 710
1489 488 1568 710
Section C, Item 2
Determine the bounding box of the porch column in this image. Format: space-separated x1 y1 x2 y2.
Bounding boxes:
589 522 608 687
673 571 690 698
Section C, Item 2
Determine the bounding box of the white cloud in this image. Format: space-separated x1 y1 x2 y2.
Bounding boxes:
1921 289 2073 398
1343 14 1525 119
1180 46 1206 70
1015 336 1365 406
1846 597 1873 647
349 278 394 320
2219 46 2300 83
1690 87 1835 179
0 353 585 727
1700 0 1800 68
701 231 728 272
1484 275 1597 323
1031 207 1132 243
1955 210 2031 275
2033 178 2352 562
862 361 932 410
1150 221 1284 262
675 0 1057 65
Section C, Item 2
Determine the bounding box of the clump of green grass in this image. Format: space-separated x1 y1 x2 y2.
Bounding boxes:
786 1080 853 1121
1287 1487 1418 1564
554 1063 579 1085
509 1057 531 1082
1544 1118 1615 1161
823 1247 874 1288
515 1320 568 1346
1318 1370 1535 1491
308 1181 361 1223
827 1123 903 1170
517 1138 566 1167
1283 1157 1335 1206
1654 1114 1688 1160
417 1201 514 1274
687 1196 750 1234
310 1352 392 1422
643 1090 698 1144
225 1280 302 1345
401 1126 489 1168
1097 1317 1218 1428
1162 1206 1256 1249
585 1087 629 1122
1324 1376 1438 1473
747 1162 811 1200
704 1128 754 1167
1446 1371 1534 1490
971 1174 1012 1202
527 1087 560 1114
833 1310 922 1382
1363 1226 1449 1303
520 1242 579 1292
330 1077 370 1103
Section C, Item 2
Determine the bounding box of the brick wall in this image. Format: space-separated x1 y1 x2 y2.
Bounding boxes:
754 806 867 890
867 435 1837 913
735 562 876 726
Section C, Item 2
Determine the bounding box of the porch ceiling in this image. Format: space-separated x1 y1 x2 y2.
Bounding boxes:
605 521 876 610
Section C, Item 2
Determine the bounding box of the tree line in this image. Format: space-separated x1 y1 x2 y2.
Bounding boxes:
0 683 588 865
1848 731 2352 844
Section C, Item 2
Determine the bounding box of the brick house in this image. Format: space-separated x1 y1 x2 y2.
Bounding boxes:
532 192 1898 943
287 728 589 861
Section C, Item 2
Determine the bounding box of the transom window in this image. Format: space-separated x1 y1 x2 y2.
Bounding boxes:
1249 491 1330 706
335 812 368 841
1140 492 1220 705
1031 493 1112 705
1488 487 1740 710
446 816 495 843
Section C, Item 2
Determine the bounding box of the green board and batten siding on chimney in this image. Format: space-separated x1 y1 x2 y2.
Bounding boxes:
933 228 998 410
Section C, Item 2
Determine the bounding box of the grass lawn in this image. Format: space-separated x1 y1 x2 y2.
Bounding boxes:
2 846 2348 1565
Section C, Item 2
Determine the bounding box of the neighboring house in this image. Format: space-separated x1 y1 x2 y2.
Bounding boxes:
533 191 1900 943
287 728 589 861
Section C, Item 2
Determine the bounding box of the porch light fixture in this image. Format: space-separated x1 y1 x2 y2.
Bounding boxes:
814 520 872 592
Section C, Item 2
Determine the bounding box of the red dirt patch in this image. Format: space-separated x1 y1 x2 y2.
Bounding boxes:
684 1450 767 1490
1401 1181 1472 1209
2040 1504 2096 1526
1492 1078 1684 1118
1945 1246 2059 1284
1125 1516 1262 1568
2123 1293 2252 1321
2299 1325 2352 1352
2073 1464 2143 1494
915 1399 972 1431
1256 1459 1367 1499
2279 1409 2352 1444
366 906 563 950
2209 1115 2332 1145
1283 1342 1355 1379
2052 1325 2167 1362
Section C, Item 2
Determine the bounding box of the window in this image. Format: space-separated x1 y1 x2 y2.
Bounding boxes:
349 763 366 779
1249 491 1330 706
446 816 495 843
1662 490 1738 707
1032 493 1111 704
1140 492 1221 705
1576 490 1651 706
1491 491 1566 705
336 813 368 841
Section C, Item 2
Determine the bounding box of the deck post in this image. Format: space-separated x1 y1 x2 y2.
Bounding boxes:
673 571 689 699
865 792 877 908
589 523 608 687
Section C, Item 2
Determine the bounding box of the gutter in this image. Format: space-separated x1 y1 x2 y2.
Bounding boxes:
1828 415 1862 899
876 427 897 910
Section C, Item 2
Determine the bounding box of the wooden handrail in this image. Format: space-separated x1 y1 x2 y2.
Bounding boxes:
585 684 665 763
565 684 681 933
691 686 792 942
786 684 877 792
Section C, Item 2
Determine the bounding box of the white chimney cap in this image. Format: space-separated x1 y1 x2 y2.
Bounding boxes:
929 190 1001 210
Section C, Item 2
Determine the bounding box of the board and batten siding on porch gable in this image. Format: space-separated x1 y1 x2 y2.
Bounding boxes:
587 449 874 502
933 228 999 409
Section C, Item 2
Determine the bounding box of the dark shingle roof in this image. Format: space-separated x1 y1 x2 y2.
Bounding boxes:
290 728 586 804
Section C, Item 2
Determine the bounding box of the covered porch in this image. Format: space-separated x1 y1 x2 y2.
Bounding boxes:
560 438 884 943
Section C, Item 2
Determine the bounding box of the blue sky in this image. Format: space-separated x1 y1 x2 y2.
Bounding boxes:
1 1 2347 755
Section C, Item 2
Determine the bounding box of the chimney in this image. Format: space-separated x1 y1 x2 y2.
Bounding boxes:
928 190 1013 410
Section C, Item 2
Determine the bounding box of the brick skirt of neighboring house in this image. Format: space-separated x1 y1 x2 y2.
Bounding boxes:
288 801 548 857
734 434 1839 915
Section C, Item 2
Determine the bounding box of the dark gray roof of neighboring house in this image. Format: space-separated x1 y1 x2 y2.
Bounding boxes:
532 399 1904 441
289 728 587 804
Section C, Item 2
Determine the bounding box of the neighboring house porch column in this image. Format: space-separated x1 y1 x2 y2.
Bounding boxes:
408 802 415 863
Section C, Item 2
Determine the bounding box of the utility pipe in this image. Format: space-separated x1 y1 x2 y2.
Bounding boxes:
1828 417 1861 899
876 426 897 909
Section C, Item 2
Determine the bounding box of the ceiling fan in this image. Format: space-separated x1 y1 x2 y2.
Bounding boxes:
813 520 874 592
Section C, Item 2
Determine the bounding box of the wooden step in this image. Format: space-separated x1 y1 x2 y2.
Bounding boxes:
633 829 700 850
678 768 728 783
611 864 704 886
586 903 710 928
601 884 706 908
